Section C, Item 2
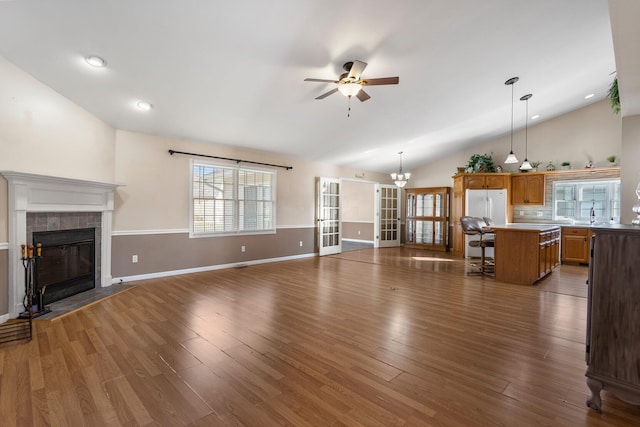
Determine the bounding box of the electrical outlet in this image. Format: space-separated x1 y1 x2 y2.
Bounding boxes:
519 211 524 216
132 255 138 263
299 241 303 247
537 211 543 217
241 245 246 252
358 230 361 235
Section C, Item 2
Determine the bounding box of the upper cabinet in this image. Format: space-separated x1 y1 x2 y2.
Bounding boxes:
464 174 508 189
511 173 545 205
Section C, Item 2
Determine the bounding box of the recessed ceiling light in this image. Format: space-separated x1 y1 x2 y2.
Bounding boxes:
84 55 106 68
585 93 595 99
136 101 153 111
531 114 540 120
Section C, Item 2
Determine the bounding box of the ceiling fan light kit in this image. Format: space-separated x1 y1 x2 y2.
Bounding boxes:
337 82 362 97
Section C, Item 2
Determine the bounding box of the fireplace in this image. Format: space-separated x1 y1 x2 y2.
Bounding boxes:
1 171 118 319
33 228 96 305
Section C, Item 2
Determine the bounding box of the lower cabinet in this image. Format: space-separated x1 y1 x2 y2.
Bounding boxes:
493 226 560 285
586 226 640 412
561 227 590 264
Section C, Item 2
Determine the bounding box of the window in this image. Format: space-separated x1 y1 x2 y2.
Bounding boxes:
553 179 620 223
191 162 276 236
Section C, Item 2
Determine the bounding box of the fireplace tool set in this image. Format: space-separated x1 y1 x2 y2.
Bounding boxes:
19 243 51 319
0 243 44 344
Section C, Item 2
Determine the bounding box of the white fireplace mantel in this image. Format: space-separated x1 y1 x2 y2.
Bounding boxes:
1 171 119 318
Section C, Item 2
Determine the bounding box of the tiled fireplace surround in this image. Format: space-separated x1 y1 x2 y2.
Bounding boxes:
1 172 117 318
27 212 103 288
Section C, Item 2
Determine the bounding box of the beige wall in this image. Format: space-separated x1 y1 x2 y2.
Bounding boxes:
410 100 622 188
113 130 389 232
342 180 375 222
0 55 117 243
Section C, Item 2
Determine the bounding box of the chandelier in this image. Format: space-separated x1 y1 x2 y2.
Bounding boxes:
390 152 411 188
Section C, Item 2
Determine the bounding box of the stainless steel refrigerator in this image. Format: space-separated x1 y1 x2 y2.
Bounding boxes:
464 189 507 258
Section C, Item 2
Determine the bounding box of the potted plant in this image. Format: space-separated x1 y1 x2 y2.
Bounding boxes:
530 161 541 172
607 155 617 166
466 153 496 173
561 161 571 170
608 78 620 114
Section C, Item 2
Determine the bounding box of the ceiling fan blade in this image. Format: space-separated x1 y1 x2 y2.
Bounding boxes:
348 60 367 80
304 78 339 83
356 89 371 102
315 88 339 100
362 76 399 86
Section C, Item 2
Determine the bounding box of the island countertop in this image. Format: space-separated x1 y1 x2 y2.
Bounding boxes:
489 223 561 232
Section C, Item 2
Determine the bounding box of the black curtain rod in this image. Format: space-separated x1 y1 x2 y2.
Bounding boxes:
168 149 293 170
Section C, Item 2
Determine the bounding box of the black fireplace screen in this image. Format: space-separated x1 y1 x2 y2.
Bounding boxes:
33 228 96 305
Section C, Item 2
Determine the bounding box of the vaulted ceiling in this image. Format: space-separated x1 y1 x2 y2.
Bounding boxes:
0 0 626 174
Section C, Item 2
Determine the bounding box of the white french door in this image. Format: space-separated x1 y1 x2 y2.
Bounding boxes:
375 184 401 248
317 177 342 256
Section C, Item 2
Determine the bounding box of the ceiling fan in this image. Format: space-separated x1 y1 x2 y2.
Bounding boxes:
304 60 399 103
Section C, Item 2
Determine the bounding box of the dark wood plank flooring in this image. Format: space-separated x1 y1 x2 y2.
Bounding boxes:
1 247 639 426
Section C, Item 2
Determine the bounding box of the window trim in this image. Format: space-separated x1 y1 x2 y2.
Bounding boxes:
189 159 277 238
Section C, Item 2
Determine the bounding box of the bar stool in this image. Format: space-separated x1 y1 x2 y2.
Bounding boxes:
460 216 495 276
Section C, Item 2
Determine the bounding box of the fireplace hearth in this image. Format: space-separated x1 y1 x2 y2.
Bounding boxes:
33 228 96 306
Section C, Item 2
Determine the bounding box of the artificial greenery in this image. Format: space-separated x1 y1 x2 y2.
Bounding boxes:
465 153 496 173
607 155 616 163
608 77 620 114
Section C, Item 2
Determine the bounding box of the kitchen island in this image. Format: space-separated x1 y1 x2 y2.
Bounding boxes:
491 224 561 285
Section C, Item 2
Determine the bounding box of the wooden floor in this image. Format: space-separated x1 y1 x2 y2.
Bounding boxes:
2 247 640 426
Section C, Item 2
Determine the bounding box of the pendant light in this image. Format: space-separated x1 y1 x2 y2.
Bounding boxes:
390 152 411 188
504 77 519 164
519 93 533 171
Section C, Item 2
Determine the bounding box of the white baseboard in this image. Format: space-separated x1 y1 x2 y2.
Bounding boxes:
112 252 317 284
0 313 10 324
342 238 375 244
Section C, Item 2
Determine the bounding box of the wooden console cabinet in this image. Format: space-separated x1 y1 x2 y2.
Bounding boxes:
405 187 450 251
561 226 591 264
586 225 640 412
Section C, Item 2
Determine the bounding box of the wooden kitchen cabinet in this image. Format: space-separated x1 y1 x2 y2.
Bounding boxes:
464 174 507 189
511 173 545 205
561 227 590 264
586 225 640 413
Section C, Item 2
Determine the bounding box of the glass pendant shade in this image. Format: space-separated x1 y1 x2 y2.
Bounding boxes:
519 159 533 170
338 82 362 97
519 93 533 171
504 77 519 164
505 151 518 164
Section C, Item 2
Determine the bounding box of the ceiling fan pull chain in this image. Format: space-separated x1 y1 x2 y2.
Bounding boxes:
347 95 352 117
